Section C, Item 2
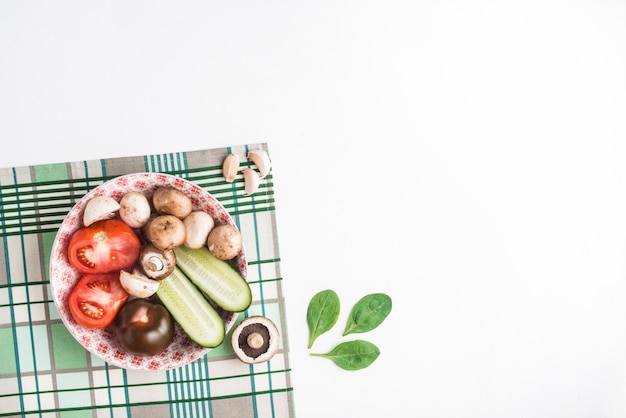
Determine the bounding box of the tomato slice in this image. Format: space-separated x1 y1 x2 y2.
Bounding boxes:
68 273 129 329
67 219 141 274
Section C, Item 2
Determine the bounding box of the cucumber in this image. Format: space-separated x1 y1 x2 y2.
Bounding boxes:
174 246 252 313
156 266 225 348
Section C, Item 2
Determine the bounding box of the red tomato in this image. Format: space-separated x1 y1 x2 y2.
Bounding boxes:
67 219 141 274
68 273 129 329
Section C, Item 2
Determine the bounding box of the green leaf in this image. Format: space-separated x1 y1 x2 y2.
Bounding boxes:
311 340 380 370
343 293 392 336
306 289 340 349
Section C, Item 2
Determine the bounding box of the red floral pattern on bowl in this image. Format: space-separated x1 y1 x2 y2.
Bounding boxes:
49 173 246 370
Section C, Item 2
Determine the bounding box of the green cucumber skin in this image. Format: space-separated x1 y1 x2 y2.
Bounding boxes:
156 266 225 348
174 246 252 312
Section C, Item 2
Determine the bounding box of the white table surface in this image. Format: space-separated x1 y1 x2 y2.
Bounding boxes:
2 1 626 417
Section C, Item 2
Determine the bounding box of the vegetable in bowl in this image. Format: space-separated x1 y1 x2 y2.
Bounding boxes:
49 173 249 371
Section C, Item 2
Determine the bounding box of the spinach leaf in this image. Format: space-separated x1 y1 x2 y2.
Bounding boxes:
311 340 380 370
343 293 392 336
306 289 340 349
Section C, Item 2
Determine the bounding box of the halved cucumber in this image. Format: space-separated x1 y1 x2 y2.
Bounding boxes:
156 266 225 348
174 246 252 313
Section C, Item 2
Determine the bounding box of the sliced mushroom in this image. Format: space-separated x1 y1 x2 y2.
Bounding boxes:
83 196 120 227
119 268 160 298
231 316 279 364
138 243 176 280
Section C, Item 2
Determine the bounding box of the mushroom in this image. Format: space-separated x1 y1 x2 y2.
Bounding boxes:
231 316 279 364
119 191 152 228
207 223 243 260
138 243 176 280
143 214 187 251
152 186 193 219
183 210 215 249
119 268 160 298
83 196 120 227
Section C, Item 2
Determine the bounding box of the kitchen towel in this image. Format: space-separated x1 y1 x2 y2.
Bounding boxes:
0 143 295 418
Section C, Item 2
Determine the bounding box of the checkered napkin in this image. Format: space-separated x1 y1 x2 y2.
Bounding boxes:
0 144 296 418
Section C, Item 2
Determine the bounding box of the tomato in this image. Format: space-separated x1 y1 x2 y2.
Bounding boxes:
67 219 141 274
68 273 129 329
114 299 175 356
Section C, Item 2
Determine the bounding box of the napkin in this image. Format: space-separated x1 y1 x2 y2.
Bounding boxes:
0 143 295 417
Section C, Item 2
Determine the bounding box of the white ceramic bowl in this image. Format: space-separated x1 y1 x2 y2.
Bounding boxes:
49 172 246 370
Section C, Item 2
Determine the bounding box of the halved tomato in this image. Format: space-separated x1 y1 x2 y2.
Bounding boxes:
67 219 141 274
68 273 129 329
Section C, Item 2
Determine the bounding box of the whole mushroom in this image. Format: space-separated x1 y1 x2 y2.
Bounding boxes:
152 186 193 219
207 224 243 260
143 214 187 251
183 210 215 249
119 191 152 228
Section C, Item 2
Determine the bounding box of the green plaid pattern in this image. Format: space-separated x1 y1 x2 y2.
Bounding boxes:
0 143 296 418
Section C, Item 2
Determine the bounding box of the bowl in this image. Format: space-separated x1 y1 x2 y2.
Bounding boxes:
49 172 247 370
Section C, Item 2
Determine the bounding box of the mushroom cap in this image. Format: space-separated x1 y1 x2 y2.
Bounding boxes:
152 186 193 219
143 214 186 251
118 191 152 228
183 210 215 249
207 223 242 260
231 316 279 364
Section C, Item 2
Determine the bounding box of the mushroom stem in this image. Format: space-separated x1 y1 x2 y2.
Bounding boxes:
147 256 164 272
138 244 176 280
247 332 265 349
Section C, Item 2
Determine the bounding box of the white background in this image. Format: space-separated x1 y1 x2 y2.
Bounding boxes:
2 1 626 417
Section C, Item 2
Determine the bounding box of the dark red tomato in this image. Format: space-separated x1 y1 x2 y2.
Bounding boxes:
114 298 175 356
68 273 129 329
67 219 141 274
